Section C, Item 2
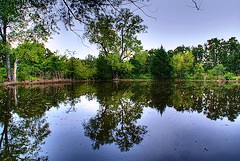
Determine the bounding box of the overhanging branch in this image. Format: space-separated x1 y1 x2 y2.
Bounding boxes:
188 0 203 10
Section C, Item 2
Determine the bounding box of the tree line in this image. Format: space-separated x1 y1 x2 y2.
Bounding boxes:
1 36 240 82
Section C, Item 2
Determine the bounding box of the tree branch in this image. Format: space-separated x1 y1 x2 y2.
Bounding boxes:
128 0 156 20
62 0 88 25
0 26 3 40
189 0 203 10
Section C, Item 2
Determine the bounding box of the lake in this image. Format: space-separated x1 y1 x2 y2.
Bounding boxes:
0 81 240 161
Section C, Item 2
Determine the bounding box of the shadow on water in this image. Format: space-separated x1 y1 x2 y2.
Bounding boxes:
0 81 240 160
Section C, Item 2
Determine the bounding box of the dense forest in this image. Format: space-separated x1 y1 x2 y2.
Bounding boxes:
0 1 239 83
1 37 240 82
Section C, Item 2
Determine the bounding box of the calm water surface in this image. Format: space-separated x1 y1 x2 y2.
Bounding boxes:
0 82 240 161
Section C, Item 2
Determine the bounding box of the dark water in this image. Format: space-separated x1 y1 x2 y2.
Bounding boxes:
1 81 240 161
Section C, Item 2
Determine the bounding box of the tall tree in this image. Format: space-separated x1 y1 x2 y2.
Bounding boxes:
171 51 194 78
84 8 147 79
0 0 57 81
204 38 226 70
225 37 240 74
192 44 204 65
149 46 173 79
130 50 150 78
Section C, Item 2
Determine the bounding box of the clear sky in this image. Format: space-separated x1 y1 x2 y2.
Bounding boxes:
46 0 240 59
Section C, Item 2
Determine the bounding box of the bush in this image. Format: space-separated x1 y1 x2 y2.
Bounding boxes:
224 72 233 80
184 73 193 79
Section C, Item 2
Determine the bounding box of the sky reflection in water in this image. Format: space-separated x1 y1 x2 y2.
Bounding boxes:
0 82 240 161
43 100 240 161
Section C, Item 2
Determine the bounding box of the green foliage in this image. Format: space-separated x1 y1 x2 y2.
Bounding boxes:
171 51 194 79
208 64 226 77
85 8 146 57
14 41 46 64
84 8 146 79
0 67 6 82
66 57 96 80
96 55 113 80
224 72 234 80
95 53 134 79
149 46 173 79
130 50 150 79
192 45 204 65
12 41 67 81
3 33 240 82
0 1 57 42
44 55 67 79
225 37 240 74
194 63 205 79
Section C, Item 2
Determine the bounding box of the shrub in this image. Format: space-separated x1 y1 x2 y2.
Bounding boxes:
224 72 233 80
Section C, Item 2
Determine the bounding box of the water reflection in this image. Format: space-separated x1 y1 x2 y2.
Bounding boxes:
83 84 147 151
170 82 240 121
0 86 51 160
0 81 240 160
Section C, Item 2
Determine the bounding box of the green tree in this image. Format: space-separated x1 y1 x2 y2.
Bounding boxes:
225 37 240 74
13 41 47 81
149 46 173 79
13 41 68 81
193 63 205 79
95 54 113 80
44 55 67 79
130 50 150 79
84 8 146 79
82 54 97 79
0 1 57 82
171 51 194 79
1 0 145 82
208 64 226 79
66 57 95 80
204 38 227 70
173 45 190 55
192 44 204 65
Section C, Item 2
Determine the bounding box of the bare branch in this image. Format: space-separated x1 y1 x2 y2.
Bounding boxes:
106 0 121 13
128 0 156 20
62 0 88 25
189 0 203 10
68 25 91 50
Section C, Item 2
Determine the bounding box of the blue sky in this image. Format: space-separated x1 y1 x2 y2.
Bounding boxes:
46 0 240 59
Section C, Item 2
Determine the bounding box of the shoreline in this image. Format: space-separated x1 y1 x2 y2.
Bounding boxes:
1 78 240 86
2 79 95 86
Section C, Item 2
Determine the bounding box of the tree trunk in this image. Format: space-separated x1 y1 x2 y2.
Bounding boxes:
12 86 18 108
2 23 12 82
113 71 119 80
6 54 11 82
12 58 18 82
0 89 11 149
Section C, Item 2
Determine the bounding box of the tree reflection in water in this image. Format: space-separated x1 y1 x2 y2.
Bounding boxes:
0 86 51 161
170 82 240 121
1 81 240 157
83 83 148 152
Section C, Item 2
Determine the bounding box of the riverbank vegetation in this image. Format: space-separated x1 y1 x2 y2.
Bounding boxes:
1 37 240 83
